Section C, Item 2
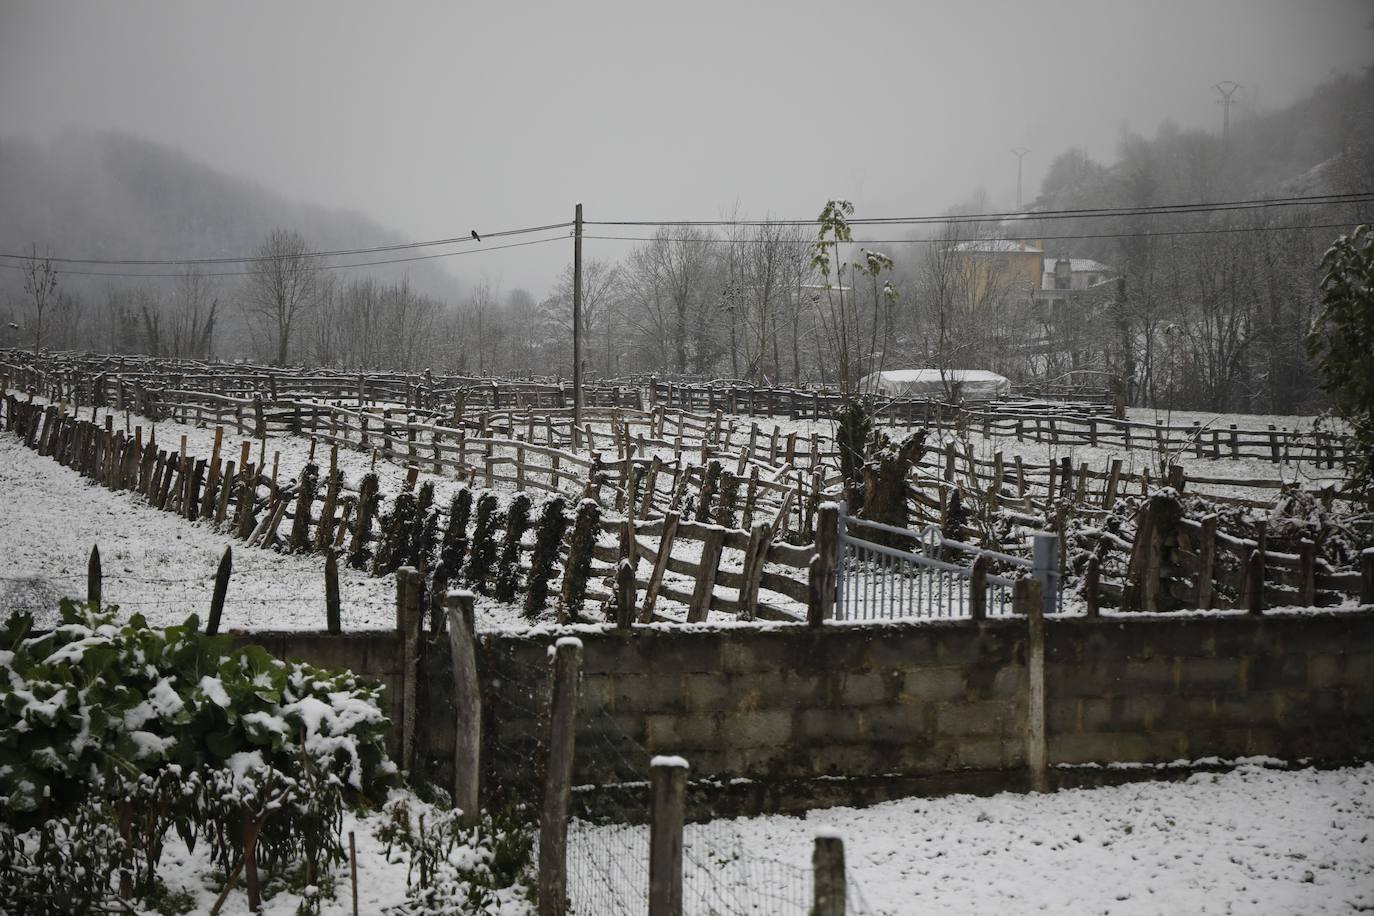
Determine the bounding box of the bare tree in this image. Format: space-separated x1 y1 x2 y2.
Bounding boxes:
168 269 219 359
21 244 58 354
243 228 319 365
541 259 624 377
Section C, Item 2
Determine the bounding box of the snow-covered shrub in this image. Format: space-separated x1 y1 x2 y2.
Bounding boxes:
290 462 320 551
442 488 474 573
523 497 568 619
695 460 722 523
834 397 873 510
0 797 131 916
374 490 421 576
560 499 603 623
0 601 398 912
465 493 500 591
349 472 382 569
380 794 535 916
494 494 532 602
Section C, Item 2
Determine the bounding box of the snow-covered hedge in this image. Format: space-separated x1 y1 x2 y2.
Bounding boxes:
0 601 398 912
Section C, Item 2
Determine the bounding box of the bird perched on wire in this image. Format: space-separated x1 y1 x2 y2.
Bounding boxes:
471 230 481 242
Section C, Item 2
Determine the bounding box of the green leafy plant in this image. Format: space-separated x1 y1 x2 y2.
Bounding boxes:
1307 224 1374 495
0 602 397 913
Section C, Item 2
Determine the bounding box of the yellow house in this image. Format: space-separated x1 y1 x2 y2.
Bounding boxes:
951 239 1044 304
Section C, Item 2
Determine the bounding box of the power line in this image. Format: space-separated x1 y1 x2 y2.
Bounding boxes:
585 191 1374 228
2 192 1368 277
0 234 570 279
581 220 1365 246
0 221 572 267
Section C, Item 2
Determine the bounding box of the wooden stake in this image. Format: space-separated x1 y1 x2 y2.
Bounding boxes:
538 638 582 916
325 548 341 634
208 546 231 636
446 590 481 828
87 544 101 607
811 832 846 916
649 756 688 916
349 831 359 916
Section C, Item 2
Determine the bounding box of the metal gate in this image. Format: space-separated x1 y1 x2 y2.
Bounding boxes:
834 507 1059 621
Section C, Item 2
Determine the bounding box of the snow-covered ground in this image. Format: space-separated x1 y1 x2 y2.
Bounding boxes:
573 763 1374 916
149 796 532 915
92 762 1374 914
0 433 527 631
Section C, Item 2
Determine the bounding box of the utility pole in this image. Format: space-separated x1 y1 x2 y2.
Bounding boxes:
1011 147 1030 210
1214 81 1241 140
572 202 584 424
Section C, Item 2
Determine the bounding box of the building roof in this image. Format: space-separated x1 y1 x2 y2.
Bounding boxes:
1043 257 1113 274
952 239 1044 254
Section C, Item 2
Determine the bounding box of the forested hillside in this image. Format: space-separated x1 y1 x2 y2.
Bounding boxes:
1006 67 1374 413
0 130 457 302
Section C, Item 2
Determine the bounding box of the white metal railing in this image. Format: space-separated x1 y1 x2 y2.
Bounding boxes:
834 506 1060 620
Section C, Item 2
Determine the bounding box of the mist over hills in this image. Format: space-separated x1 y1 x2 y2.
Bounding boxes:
0 131 461 301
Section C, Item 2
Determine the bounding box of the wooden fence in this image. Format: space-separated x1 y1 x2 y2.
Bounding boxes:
1070 492 1374 613
1 394 824 626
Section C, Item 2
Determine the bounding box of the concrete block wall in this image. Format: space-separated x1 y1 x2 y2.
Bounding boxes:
245 608 1374 808
1045 613 1374 765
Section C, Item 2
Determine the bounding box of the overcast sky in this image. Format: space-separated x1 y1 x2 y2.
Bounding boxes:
1 0 1371 297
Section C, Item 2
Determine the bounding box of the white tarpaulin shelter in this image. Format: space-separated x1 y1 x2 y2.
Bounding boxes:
858 369 1011 399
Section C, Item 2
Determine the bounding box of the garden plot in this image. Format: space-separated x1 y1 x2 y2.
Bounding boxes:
0 433 529 631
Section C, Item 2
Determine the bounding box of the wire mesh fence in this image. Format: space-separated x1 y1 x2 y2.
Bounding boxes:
564 697 881 915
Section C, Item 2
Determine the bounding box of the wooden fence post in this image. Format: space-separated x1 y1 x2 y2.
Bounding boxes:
1084 554 1100 619
649 756 688 916
207 546 232 635
538 637 583 916
325 547 341 634
1197 515 1218 610
87 543 101 607
1244 549 1265 616
615 559 636 629
686 525 725 624
445 590 481 829
1298 539 1316 608
812 830 847 916
811 502 839 623
396 566 424 775
640 511 679 623
1018 577 1047 792
969 554 988 621
737 522 771 621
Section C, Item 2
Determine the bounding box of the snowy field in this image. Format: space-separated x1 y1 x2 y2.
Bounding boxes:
573 763 1374 916
0 433 527 631
145 763 1372 914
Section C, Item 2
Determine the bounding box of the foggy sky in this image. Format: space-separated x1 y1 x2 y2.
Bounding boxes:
1 0 1371 298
